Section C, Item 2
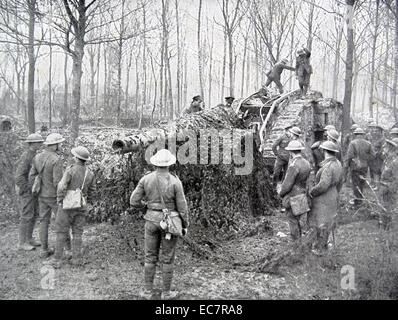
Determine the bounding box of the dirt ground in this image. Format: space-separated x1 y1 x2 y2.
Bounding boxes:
1 186 397 300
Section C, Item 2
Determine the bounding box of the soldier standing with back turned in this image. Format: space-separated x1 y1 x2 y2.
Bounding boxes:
15 133 44 251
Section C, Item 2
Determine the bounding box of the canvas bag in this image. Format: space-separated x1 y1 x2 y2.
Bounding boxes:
32 155 50 196
289 193 310 217
155 174 183 237
63 168 87 210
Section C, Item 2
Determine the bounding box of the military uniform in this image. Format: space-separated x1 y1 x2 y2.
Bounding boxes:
279 154 311 240
55 162 96 263
369 137 384 187
183 100 203 114
265 62 295 94
29 149 64 253
272 133 291 183
345 137 374 206
15 149 40 246
296 54 313 96
130 171 189 294
308 157 343 250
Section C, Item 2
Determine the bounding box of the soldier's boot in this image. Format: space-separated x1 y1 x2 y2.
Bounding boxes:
27 219 41 247
39 221 53 258
44 232 67 269
18 222 35 251
161 263 179 300
71 235 83 267
139 263 156 300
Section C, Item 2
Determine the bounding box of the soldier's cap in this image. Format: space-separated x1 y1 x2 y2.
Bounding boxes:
225 96 235 101
25 133 44 143
324 124 336 131
150 149 176 167
192 95 202 101
353 127 366 135
289 126 302 136
390 127 398 135
320 141 339 153
43 133 65 145
71 146 90 161
385 139 398 148
327 129 340 142
351 123 359 130
285 140 305 151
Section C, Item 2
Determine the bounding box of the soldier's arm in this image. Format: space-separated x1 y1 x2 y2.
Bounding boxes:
53 158 64 189
87 173 97 204
344 142 355 168
279 165 298 198
57 168 72 203
272 136 282 155
284 65 296 71
15 154 29 193
310 166 333 197
175 178 189 228
130 177 146 207
28 157 38 184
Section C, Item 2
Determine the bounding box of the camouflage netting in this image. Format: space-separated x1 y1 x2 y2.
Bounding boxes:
90 105 278 245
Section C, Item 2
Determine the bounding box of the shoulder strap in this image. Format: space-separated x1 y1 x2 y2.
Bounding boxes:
81 167 88 190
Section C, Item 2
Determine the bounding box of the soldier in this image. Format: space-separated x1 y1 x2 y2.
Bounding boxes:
278 140 311 241
46 146 96 268
367 123 385 189
272 125 293 184
224 96 235 108
295 48 313 98
264 59 295 94
326 129 342 162
183 95 203 114
308 141 343 255
29 133 69 258
130 149 189 300
378 138 398 230
344 127 375 207
343 123 359 153
15 133 44 251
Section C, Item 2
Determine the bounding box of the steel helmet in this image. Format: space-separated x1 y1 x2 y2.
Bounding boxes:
324 125 336 131
327 129 340 142
43 133 65 145
150 149 176 167
390 128 398 135
285 140 305 151
71 146 90 161
385 139 398 148
353 127 366 135
25 133 44 143
289 126 302 137
320 141 339 153
351 124 359 130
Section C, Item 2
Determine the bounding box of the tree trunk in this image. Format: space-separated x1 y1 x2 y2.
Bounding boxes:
95 44 101 126
241 32 248 97
368 0 380 119
221 27 227 102
27 0 36 133
342 0 355 155
116 0 125 125
125 51 133 116
208 21 214 108
175 0 181 114
332 21 343 100
135 55 140 119
70 41 85 142
48 42 53 128
197 0 204 101
393 0 398 121
62 53 69 126
228 33 234 97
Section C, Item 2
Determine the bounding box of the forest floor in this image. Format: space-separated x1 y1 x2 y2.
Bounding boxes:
1 184 398 300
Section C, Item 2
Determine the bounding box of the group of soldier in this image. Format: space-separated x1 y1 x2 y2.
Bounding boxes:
272 122 398 254
265 47 313 97
183 95 235 115
14 132 95 269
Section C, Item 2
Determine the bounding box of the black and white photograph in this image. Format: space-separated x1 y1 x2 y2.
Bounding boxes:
0 0 398 304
